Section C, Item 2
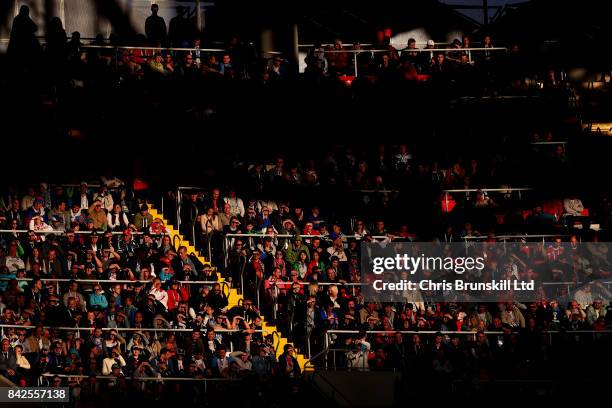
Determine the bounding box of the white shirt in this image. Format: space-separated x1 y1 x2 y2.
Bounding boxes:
224 197 245 217
149 287 168 309
3 256 25 273
80 194 90 210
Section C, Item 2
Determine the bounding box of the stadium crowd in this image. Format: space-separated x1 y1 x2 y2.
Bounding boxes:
0 180 303 405
2 2 612 402
1 134 611 399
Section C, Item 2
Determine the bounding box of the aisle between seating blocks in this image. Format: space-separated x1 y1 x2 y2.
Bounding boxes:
148 204 311 370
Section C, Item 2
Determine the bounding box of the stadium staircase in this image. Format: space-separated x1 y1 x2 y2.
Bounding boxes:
147 204 310 370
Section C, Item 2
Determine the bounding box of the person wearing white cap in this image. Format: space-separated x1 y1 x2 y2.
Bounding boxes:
421 40 436 72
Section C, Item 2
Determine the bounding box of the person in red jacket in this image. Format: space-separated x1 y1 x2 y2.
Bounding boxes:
166 279 189 311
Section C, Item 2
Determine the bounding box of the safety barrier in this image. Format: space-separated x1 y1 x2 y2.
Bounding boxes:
0 323 273 334
320 329 612 369
39 373 235 382
37 373 236 392
0 229 156 235
310 46 507 76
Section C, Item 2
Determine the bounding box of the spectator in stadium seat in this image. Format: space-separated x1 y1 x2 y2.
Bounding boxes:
88 285 109 311
93 185 114 212
281 235 305 264
360 302 379 325
102 347 126 375
29 214 53 234
224 190 245 218
149 53 167 76
134 204 153 230
219 54 234 77
292 250 309 279
24 198 47 226
269 56 288 80
211 345 234 377
564 195 585 216
3 199 23 228
585 299 607 326
148 277 168 310
164 53 175 75
107 203 129 231
431 52 451 81
20 187 36 212
200 207 221 235
345 332 371 371
0 338 18 381
49 200 71 231
327 237 348 262
89 200 107 231
77 182 92 210
252 345 276 378
277 344 301 379
500 302 525 328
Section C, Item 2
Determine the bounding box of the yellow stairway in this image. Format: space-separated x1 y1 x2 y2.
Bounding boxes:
148 204 310 370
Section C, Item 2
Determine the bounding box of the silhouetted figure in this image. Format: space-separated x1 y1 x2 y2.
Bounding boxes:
67 31 83 60
168 6 196 48
145 4 167 46
7 5 42 68
45 17 67 62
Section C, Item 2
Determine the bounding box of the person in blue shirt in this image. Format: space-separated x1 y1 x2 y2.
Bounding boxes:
88 284 108 310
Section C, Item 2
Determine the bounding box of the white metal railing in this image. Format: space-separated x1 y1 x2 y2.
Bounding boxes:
462 234 567 240
0 229 152 235
82 44 226 52
323 328 612 348
0 324 271 334
0 278 219 284
39 373 235 382
224 233 387 239
37 373 236 391
320 328 612 369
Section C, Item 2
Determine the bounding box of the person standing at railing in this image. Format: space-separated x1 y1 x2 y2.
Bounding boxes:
7 5 42 69
145 4 167 47
482 35 495 63
400 38 420 70
323 40 350 76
